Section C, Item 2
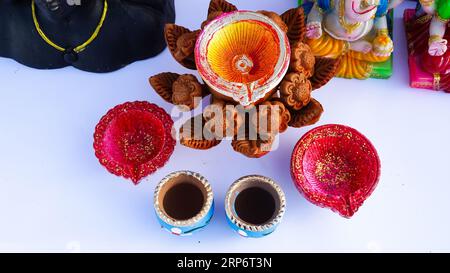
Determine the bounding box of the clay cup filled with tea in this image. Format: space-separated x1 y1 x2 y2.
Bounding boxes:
154 171 214 236
225 175 286 238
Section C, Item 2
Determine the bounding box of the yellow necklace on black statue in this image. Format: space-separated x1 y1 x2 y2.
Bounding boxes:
31 0 108 63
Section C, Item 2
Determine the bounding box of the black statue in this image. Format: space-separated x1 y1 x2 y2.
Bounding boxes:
0 0 175 72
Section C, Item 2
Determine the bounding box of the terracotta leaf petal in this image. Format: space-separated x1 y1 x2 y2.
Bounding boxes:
149 72 180 103
172 74 208 111
231 134 275 158
208 0 238 16
164 24 198 69
289 98 324 128
180 115 222 150
203 98 243 138
280 72 312 110
281 7 306 44
165 24 191 56
310 57 341 90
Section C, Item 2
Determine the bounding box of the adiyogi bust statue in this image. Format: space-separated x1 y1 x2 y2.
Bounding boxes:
0 0 175 72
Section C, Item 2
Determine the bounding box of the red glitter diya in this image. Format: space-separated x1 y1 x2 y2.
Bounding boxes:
291 124 380 218
94 101 176 184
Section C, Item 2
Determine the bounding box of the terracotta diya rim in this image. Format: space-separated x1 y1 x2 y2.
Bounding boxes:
195 10 291 106
93 101 176 184
225 175 286 232
290 124 381 218
154 170 214 227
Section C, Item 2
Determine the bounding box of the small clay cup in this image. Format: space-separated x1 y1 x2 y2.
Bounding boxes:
154 171 214 236
225 175 286 238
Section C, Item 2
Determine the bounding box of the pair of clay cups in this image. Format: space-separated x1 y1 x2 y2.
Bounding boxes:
154 171 286 238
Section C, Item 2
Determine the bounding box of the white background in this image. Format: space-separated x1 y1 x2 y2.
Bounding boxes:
0 0 449 252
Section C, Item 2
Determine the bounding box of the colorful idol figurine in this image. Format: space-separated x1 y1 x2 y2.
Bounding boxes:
149 0 342 158
405 0 450 92
419 0 450 57
301 0 403 79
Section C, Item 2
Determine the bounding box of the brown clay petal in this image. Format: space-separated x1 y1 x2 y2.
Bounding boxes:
165 24 199 70
231 134 275 158
208 0 237 16
180 115 222 150
310 57 341 90
280 72 312 110
165 24 190 56
250 100 291 135
289 98 324 128
204 100 243 138
290 42 315 77
149 72 180 103
281 7 306 45
172 74 204 111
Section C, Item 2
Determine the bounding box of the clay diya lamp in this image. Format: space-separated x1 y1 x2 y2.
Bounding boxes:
154 171 214 236
150 0 342 157
225 175 286 238
93 101 176 184
291 124 381 218
195 11 291 106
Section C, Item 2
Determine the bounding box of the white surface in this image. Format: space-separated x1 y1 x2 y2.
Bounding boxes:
0 0 449 252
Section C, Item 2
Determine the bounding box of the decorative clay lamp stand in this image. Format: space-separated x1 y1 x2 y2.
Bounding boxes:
149 0 341 158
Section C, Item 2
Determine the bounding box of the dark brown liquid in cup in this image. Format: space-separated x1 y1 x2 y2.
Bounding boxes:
163 182 205 220
235 187 276 225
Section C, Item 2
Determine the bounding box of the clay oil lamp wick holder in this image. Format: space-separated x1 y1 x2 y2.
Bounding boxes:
225 175 286 238
154 171 214 236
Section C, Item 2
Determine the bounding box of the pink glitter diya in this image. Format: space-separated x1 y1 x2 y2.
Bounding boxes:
94 101 176 184
291 124 381 218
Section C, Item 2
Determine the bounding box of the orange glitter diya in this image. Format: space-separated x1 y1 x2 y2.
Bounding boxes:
195 11 291 106
93 101 176 184
291 124 381 218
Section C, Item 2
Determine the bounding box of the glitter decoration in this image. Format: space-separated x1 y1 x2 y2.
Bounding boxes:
291 124 381 218
93 101 176 184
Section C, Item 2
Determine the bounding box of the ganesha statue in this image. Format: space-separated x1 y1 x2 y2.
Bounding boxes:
302 0 400 79
149 0 341 158
405 0 450 92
